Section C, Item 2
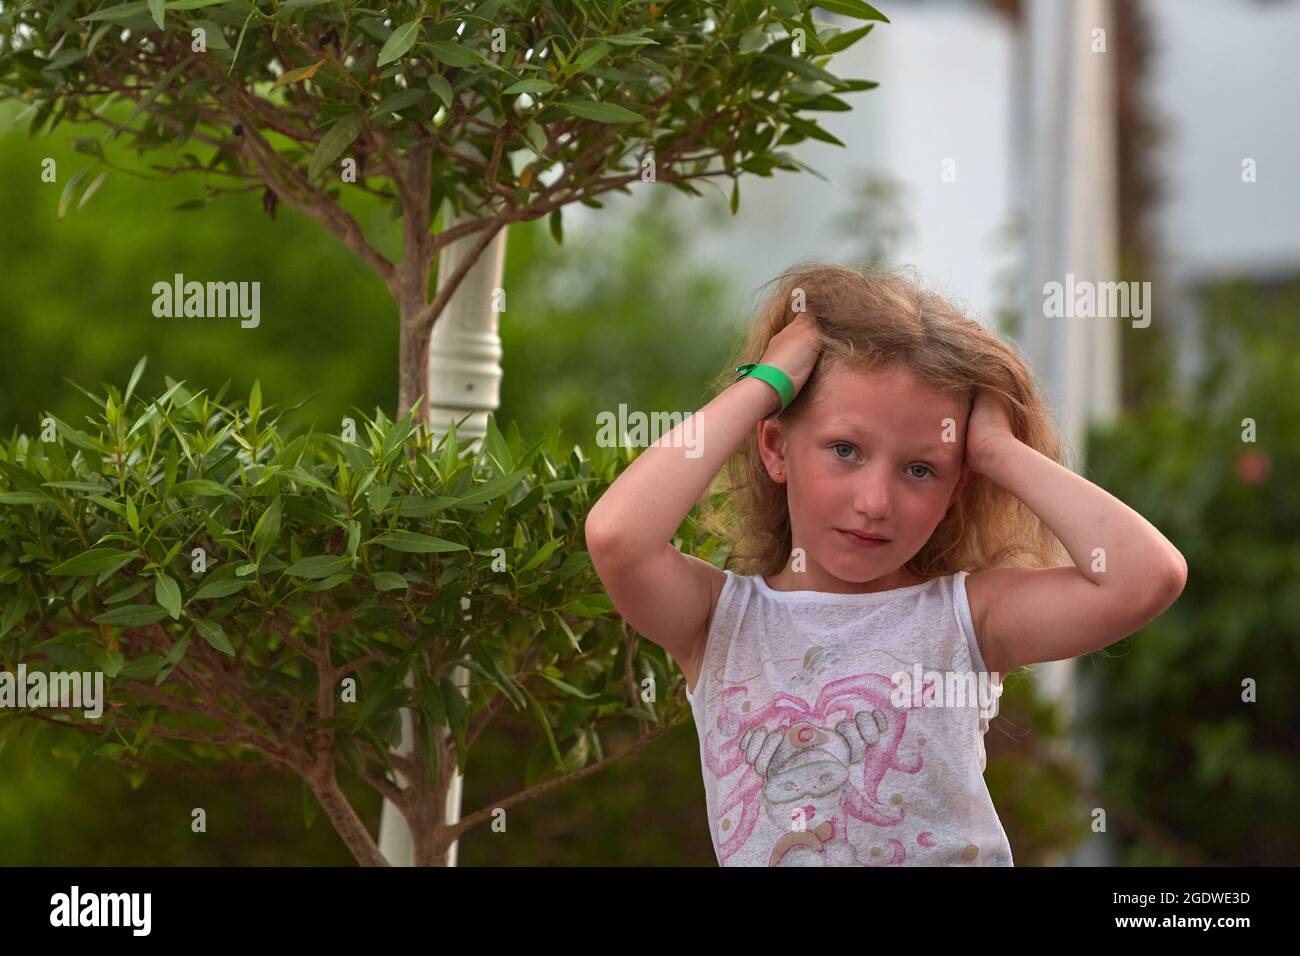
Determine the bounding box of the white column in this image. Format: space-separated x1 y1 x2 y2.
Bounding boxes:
1022 0 1118 865
377 205 508 866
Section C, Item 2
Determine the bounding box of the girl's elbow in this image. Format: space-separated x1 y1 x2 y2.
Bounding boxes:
1153 552 1188 608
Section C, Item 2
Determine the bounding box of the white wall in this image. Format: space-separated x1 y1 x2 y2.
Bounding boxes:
567 3 1017 330
1149 0 1300 283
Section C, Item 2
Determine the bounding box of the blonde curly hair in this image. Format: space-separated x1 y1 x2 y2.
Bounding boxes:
697 261 1071 580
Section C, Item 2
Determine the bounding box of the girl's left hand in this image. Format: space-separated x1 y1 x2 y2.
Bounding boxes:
964 388 1017 475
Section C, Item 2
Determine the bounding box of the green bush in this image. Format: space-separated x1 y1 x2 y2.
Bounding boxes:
1081 279 1300 865
0 363 690 864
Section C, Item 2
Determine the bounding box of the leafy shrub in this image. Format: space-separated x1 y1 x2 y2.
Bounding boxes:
0 363 687 865
1081 280 1300 865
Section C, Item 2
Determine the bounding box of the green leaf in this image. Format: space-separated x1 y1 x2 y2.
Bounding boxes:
556 100 644 124
552 611 581 652
523 119 548 156
42 481 107 492
72 137 105 157
124 355 147 407
377 19 422 66
281 493 341 527
0 492 53 505
441 676 468 773
603 33 658 47
504 78 554 95
49 548 137 576
426 39 484 68
252 495 281 560
453 469 530 508
521 538 561 572
44 48 86 72
148 0 165 30
371 571 409 591
106 579 152 605
567 41 612 75
118 654 166 680
154 634 189 684
824 23 876 53
1 595 31 639
77 170 111 210
269 58 325 90
274 0 333 16
308 112 365 181
171 479 236 497
520 685 565 771
285 555 353 578
101 650 124 679
58 168 89 220
108 56 189 143
374 89 426 116
193 19 230 49
230 7 255 73
815 0 890 22
195 619 235 656
93 604 171 627
192 576 250 600
763 52 841 86
427 74 453 109
370 531 467 553
780 114 846 148
302 573 352 591
538 672 600 700
154 573 182 619
78 2 150 23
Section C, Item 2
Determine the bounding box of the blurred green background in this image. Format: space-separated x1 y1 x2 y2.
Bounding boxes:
2 94 1295 865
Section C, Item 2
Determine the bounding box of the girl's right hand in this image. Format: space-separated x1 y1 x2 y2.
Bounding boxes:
758 312 824 397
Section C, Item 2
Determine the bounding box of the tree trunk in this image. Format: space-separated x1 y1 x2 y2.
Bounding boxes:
396 141 434 420
399 309 432 420
308 769 391 867
378 207 508 866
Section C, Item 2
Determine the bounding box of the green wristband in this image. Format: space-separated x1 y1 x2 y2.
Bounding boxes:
735 363 795 415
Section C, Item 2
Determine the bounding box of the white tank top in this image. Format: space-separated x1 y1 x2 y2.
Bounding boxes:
685 568 1014 866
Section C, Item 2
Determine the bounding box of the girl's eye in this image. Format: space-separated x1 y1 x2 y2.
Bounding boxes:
832 443 856 460
907 464 936 480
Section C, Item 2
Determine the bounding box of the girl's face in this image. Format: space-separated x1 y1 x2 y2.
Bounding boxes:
759 362 969 593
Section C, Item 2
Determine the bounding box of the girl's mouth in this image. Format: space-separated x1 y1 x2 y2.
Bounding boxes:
839 529 890 548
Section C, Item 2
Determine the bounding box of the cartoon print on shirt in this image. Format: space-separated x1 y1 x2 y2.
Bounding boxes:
697 666 984 865
788 642 848 690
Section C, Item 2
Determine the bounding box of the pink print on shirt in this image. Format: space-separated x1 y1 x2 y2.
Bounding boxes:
698 671 982 866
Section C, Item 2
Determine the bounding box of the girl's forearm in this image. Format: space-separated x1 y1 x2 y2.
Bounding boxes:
585 377 780 557
978 436 1188 590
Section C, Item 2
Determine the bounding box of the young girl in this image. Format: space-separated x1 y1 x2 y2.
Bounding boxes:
585 263 1187 867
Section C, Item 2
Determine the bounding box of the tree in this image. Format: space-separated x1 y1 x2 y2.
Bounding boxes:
1 0 888 417
1 372 695 865
1 0 891 865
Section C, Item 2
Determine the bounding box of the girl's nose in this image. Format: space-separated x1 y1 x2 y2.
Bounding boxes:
854 469 893 519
